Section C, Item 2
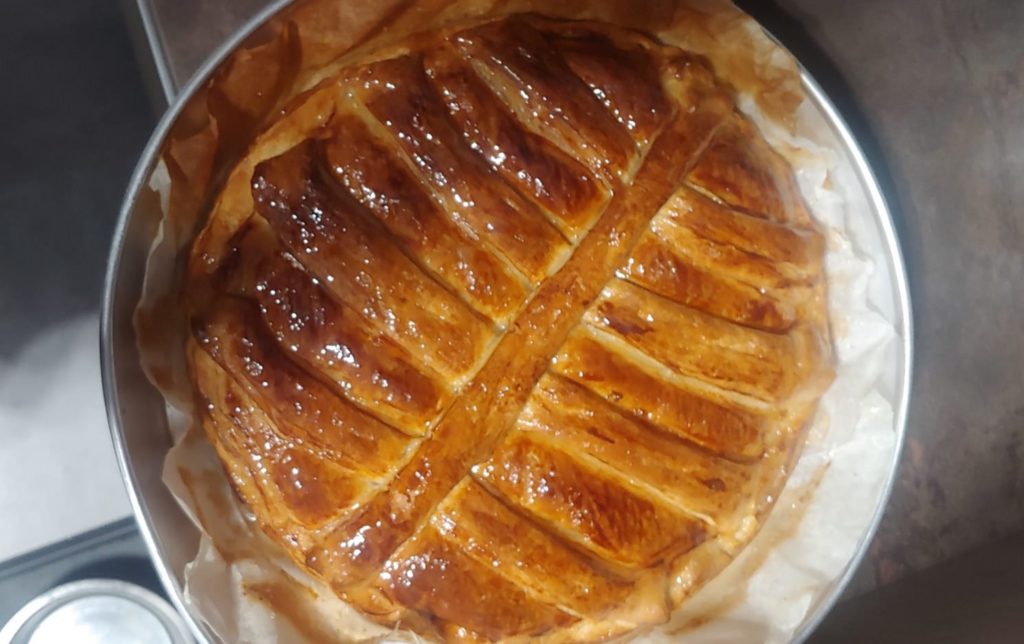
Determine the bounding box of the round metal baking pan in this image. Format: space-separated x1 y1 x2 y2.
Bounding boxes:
0 579 193 644
101 3 913 642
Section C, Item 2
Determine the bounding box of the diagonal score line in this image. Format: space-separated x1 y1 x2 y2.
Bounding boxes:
307 101 731 593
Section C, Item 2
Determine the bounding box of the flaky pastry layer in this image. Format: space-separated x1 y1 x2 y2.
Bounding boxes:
184 14 834 642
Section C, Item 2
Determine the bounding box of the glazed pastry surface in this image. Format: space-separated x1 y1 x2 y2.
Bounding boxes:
185 14 833 642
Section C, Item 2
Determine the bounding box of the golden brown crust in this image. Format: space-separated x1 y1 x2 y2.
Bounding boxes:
183 14 833 642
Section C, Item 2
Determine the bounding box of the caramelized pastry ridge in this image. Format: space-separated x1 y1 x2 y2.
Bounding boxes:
356 54 570 282
185 15 834 642
321 112 529 323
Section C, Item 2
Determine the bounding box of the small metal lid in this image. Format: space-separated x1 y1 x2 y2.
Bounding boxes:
0 579 192 644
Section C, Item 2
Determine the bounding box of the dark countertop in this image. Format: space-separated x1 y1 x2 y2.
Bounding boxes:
0 0 153 353
133 0 1024 591
0 0 150 563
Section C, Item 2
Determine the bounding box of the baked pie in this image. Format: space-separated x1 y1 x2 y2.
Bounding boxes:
184 13 834 642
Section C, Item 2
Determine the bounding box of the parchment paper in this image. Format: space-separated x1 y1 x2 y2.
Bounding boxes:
133 1 903 641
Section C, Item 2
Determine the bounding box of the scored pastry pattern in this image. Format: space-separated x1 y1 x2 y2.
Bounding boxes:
186 15 833 642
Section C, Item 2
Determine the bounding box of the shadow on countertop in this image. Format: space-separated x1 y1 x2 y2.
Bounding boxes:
810 533 1024 643
0 0 155 357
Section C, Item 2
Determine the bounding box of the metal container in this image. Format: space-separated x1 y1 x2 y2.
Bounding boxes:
0 579 192 644
101 3 913 642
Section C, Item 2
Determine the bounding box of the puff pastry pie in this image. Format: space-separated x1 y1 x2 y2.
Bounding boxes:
185 14 834 642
